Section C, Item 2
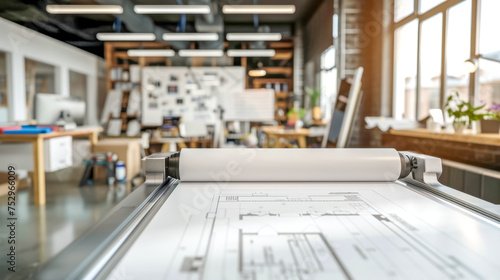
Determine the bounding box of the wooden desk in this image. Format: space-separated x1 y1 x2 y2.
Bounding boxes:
311 120 328 126
149 137 213 152
0 127 102 205
384 128 500 170
261 126 310 148
150 137 185 152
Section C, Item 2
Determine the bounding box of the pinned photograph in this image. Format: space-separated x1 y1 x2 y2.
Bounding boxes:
167 85 178 94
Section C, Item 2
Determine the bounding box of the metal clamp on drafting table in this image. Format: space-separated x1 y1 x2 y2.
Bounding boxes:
399 151 443 184
144 152 180 184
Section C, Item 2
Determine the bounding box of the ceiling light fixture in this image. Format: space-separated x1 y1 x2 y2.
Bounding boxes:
248 69 267 77
222 5 296 14
96 33 156 41
127 49 175 57
134 5 210 14
226 33 282 41
249 61 267 77
178 50 224 57
227 49 276 57
46 5 123 14
162 33 219 41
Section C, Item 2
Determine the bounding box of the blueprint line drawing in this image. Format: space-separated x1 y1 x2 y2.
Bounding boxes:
158 191 497 280
109 184 500 280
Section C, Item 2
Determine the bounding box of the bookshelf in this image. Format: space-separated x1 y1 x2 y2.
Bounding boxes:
104 40 295 130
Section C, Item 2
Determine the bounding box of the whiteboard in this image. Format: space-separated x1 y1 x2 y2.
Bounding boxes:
221 89 275 121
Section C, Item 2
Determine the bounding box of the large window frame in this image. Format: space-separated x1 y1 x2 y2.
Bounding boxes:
392 0 480 120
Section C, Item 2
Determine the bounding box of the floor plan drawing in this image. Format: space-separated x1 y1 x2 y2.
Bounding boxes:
109 183 500 280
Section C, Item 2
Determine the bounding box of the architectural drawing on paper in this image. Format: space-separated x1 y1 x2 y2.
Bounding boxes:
164 191 486 280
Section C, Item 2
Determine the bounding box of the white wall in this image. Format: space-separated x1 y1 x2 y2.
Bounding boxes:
0 17 105 124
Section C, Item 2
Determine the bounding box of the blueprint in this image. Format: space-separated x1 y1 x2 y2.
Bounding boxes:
108 182 500 280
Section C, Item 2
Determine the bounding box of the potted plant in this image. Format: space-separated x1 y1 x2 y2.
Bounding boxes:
481 103 500 133
306 87 322 120
444 92 487 134
286 107 306 129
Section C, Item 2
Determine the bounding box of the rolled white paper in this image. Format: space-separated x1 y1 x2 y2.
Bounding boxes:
179 148 401 182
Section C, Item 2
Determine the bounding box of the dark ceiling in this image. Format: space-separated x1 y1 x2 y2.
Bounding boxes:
0 0 323 57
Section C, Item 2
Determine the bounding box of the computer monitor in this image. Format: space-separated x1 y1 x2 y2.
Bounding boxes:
35 93 86 125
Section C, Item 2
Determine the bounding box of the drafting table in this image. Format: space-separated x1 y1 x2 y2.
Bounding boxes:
36 149 500 280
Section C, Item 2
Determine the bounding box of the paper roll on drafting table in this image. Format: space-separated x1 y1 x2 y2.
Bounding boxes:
179 148 402 182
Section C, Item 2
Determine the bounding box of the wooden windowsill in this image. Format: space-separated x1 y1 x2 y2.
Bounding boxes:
388 128 500 147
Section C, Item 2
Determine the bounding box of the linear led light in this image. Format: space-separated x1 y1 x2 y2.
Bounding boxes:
248 69 266 77
46 5 123 14
226 33 282 41
96 33 156 41
222 5 296 14
134 5 210 14
127 49 175 57
162 33 219 41
227 49 276 57
178 50 224 57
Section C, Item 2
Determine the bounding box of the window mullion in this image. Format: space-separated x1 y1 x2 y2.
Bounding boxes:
440 11 447 108
416 20 422 119
469 0 479 104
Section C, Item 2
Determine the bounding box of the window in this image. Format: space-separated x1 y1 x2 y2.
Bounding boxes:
446 0 471 101
394 20 418 119
479 0 500 56
394 0 414 22
392 0 495 120
320 46 337 119
0 51 7 123
477 0 500 109
25 58 56 119
420 0 446 14
478 59 500 109
419 14 443 119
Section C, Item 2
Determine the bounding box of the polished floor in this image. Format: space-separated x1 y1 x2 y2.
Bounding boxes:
0 179 134 279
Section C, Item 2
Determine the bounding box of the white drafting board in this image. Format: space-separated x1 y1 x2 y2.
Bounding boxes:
141 67 245 126
322 67 363 148
108 181 500 280
222 89 275 121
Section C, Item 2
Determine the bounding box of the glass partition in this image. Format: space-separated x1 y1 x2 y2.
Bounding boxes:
25 58 56 119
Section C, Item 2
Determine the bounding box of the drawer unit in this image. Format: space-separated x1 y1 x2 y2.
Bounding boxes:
0 136 73 172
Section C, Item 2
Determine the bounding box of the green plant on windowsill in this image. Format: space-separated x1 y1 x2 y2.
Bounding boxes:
306 87 322 120
444 91 489 133
306 87 321 109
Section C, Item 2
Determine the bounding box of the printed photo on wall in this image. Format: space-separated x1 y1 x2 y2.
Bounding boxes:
167 85 178 94
176 98 184 105
148 102 158 109
148 93 158 100
170 75 178 82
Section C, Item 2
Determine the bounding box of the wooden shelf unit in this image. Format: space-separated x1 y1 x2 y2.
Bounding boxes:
105 42 175 133
246 40 294 124
104 40 295 128
252 77 294 125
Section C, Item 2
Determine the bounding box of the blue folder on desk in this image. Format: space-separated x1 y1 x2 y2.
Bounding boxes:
3 127 53 134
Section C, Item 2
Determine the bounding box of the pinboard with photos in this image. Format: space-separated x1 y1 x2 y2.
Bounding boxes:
141 67 245 126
